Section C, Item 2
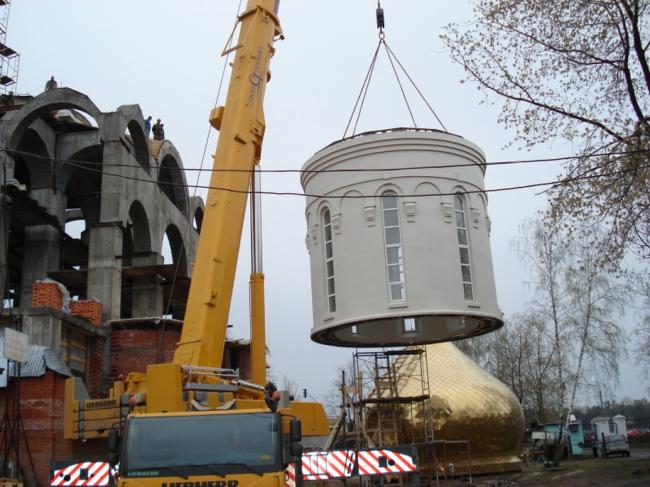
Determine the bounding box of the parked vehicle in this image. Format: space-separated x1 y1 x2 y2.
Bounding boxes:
627 428 650 439
604 434 631 457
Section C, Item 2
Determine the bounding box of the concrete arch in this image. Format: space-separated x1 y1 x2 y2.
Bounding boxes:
115 104 150 171
188 196 204 233
58 140 103 191
14 124 51 189
62 145 103 227
162 224 188 276
127 200 153 253
0 88 102 152
157 142 189 217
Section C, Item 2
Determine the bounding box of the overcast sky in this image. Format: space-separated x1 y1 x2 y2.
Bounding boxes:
8 0 647 405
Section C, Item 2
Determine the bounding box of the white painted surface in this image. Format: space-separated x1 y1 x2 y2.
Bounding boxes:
301 129 503 346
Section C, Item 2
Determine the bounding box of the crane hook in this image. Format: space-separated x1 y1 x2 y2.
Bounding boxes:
376 0 385 39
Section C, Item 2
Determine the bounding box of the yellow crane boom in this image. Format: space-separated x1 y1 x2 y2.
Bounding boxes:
174 0 280 379
64 0 329 447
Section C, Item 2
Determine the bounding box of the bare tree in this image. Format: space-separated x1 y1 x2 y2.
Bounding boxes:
632 271 650 373
460 312 561 423
516 219 573 414
562 226 628 421
441 0 650 261
518 219 628 422
462 219 628 426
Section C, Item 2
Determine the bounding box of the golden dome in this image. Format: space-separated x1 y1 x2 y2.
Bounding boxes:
395 342 524 475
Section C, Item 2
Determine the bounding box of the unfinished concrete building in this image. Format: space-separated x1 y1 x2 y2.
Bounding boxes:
0 86 206 485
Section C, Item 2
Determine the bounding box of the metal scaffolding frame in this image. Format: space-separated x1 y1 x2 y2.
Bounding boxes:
345 348 438 485
0 0 19 94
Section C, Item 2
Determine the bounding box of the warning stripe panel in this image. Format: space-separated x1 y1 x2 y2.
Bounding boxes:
285 463 296 487
50 462 111 487
301 450 355 479
289 448 416 483
357 450 416 475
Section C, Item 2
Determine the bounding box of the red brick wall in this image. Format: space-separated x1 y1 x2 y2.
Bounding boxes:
0 323 248 486
87 337 105 397
0 372 75 487
109 324 181 381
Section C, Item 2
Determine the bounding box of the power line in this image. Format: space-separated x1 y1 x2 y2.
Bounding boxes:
40 154 650 200
2 146 644 175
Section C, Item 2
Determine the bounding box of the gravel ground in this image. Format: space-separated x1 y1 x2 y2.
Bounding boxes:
451 448 650 486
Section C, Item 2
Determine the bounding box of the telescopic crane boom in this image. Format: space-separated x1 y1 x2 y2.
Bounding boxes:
64 0 328 458
173 0 279 382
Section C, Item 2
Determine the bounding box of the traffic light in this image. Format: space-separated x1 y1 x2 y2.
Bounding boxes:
302 388 307 398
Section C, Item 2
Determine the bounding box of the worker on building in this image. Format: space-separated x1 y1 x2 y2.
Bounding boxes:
44 76 57 91
144 116 152 137
152 118 164 140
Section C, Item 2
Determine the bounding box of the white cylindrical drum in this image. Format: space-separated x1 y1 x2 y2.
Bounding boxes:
301 128 503 347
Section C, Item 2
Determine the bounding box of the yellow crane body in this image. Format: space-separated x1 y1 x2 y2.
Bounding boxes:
63 2 329 486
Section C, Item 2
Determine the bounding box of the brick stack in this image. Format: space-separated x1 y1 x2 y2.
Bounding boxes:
32 281 64 309
70 299 103 326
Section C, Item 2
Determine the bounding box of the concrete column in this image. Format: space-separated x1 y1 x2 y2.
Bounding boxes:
87 223 123 321
19 188 66 306
100 114 130 223
0 153 14 304
131 252 164 317
0 195 8 304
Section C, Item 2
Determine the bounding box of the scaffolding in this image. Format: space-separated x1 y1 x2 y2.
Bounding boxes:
323 348 474 486
335 348 434 485
0 0 19 94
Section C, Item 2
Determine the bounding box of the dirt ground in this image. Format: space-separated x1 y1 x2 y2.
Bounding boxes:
464 448 650 486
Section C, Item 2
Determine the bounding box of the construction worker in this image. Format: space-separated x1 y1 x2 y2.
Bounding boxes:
44 76 57 91
144 116 152 137
152 119 163 140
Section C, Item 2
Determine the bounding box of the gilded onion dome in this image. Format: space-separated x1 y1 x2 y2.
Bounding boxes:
394 342 524 475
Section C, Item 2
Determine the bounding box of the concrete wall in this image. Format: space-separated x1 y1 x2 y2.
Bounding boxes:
0 88 201 320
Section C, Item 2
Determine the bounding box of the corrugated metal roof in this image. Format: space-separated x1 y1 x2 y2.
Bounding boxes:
0 330 72 387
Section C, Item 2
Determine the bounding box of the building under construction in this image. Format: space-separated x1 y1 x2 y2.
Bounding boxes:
0 84 257 486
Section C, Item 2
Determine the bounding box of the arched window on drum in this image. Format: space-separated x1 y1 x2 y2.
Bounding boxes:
381 191 406 302
454 194 474 301
322 208 336 313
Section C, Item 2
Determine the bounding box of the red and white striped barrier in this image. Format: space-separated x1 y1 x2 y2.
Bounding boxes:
301 450 355 480
357 449 416 476
50 462 111 487
285 462 296 487
286 447 417 485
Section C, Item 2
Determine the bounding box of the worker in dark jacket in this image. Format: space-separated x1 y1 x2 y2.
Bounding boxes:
45 76 57 91
152 119 164 140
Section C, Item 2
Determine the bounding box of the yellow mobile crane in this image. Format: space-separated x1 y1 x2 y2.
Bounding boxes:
62 1 328 485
